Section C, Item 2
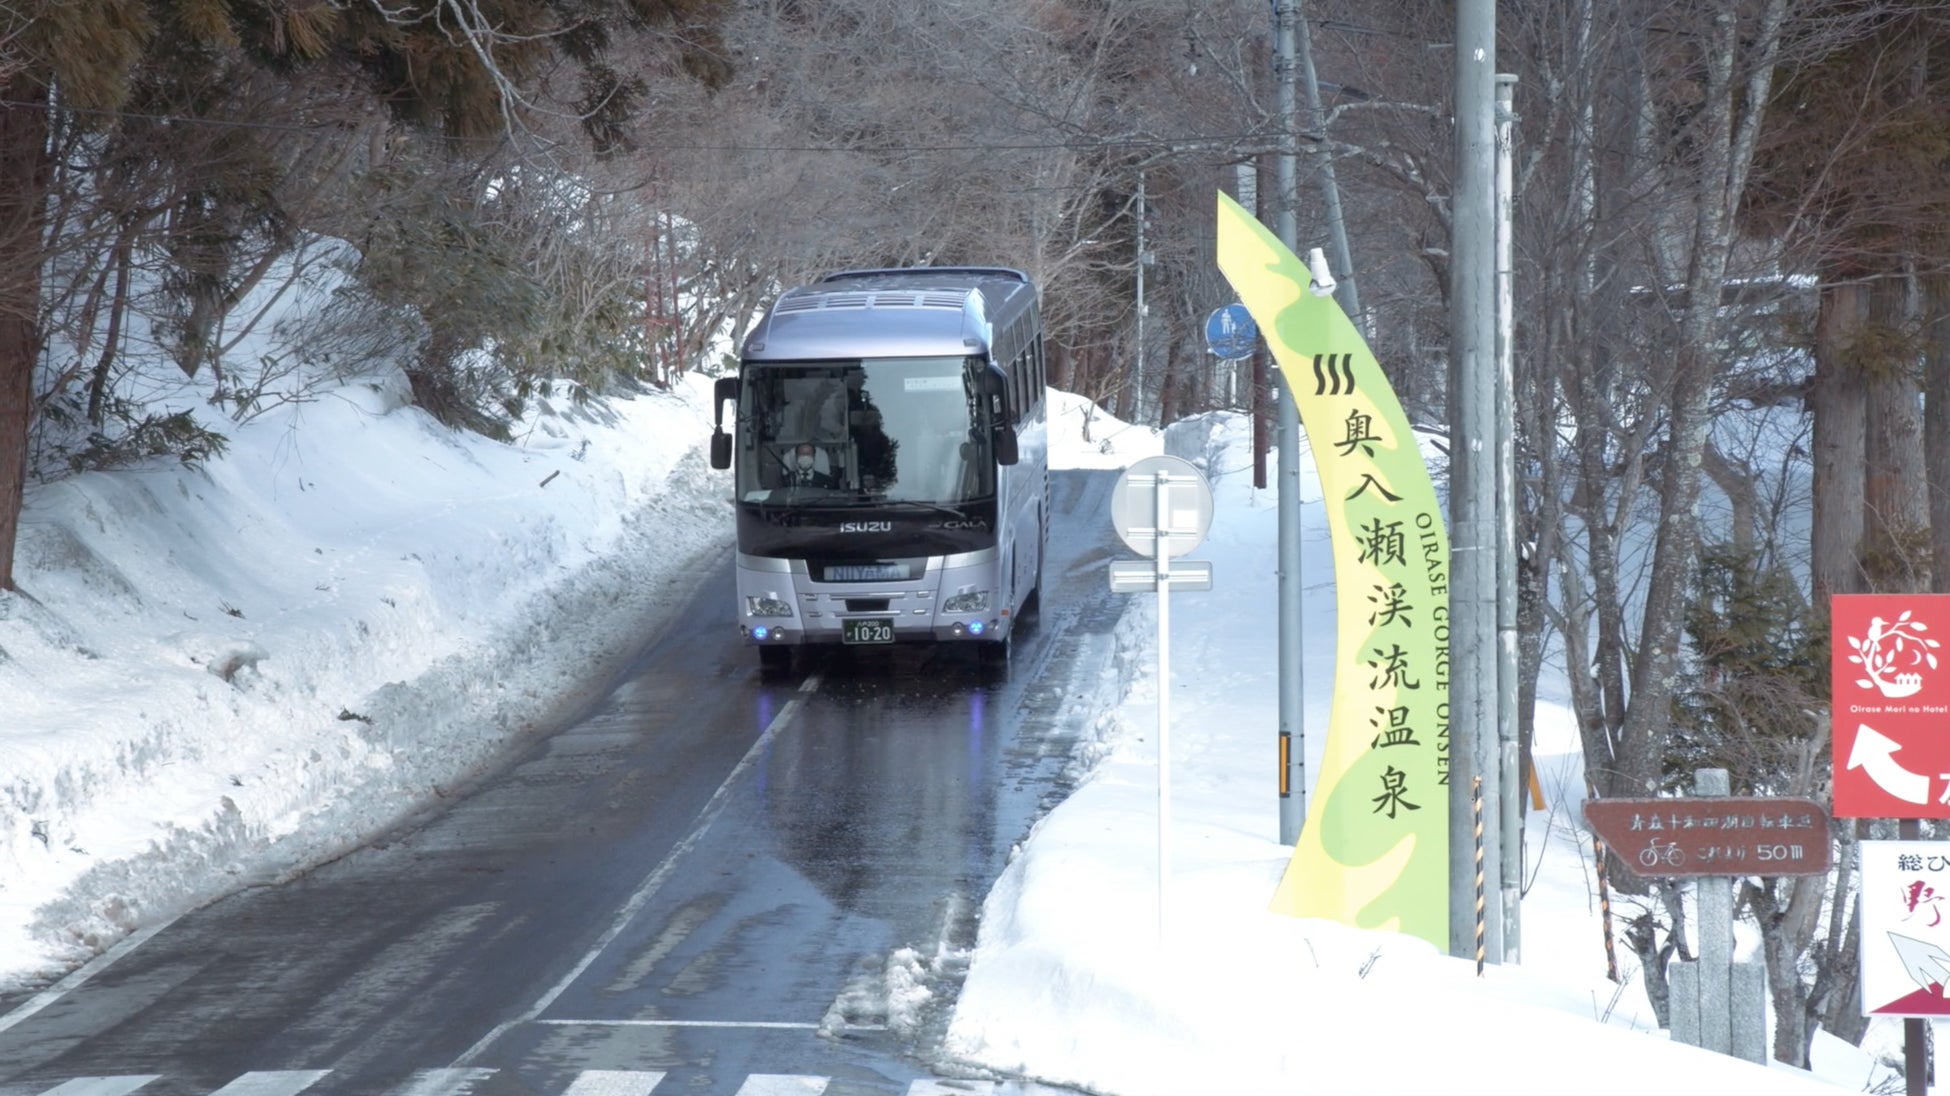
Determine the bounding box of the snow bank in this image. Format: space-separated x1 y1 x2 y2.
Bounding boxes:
0 373 729 988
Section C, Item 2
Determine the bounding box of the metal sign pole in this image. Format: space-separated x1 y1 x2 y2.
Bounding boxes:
1902 817 1926 1096
1154 469 1173 950
1105 455 1216 952
1272 0 1306 851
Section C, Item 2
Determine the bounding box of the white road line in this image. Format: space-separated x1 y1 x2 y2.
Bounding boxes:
533 1018 889 1033
559 1070 666 1096
208 1072 332 1096
30 1079 160 1096
733 1076 828 1096
15 1074 993 1096
535 1018 821 1030
0 921 176 1035
389 1069 497 1096
451 673 823 1066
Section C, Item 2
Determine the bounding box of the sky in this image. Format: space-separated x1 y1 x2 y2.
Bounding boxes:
0 343 1908 1094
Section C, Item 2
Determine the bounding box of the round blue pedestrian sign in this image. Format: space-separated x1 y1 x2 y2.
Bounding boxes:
1205 303 1258 361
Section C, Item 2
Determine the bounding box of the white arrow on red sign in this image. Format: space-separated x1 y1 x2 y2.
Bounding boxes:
1849 723 1931 806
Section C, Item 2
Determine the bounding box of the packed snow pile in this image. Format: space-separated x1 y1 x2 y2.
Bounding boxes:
0 370 730 987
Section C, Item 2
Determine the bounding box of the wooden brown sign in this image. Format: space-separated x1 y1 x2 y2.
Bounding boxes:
1581 796 1833 877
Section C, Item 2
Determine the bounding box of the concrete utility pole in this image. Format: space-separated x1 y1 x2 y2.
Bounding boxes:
1448 0 1502 965
1135 171 1147 422
1494 72 1521 963
1295 6 1360 321
1273 0 1307 846
1269 1 1382 843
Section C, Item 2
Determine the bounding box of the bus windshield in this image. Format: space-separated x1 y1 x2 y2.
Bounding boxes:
736 356 998 505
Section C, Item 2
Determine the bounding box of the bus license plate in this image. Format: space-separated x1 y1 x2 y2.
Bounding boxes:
842 618 895 645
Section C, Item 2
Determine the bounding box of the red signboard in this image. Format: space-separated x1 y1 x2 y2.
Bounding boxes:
1582 797 1832 877
1832 594 1950 819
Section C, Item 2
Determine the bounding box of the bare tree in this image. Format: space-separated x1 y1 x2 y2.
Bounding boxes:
1270 0 1855 1055
0 0 736 589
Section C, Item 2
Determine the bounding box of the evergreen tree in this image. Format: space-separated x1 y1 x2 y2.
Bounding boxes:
1671 542 1827 793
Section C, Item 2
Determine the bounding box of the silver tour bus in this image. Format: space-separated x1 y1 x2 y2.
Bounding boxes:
708 266 1049 672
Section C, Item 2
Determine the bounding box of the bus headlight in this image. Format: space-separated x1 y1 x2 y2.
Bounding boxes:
746 594 794 618
943 589 989 614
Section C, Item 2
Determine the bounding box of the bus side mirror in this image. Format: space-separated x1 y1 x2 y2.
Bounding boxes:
709 376 738 470
993 424 1019 466
980 364 1014 426
978 363 1017 463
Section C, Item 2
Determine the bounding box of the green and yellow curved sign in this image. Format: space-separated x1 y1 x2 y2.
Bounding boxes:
1214 192 1450 948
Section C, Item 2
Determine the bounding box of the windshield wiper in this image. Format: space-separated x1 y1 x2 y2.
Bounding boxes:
869 499 977 520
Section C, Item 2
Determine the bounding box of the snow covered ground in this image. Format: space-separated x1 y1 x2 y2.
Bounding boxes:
0 360 1893 1093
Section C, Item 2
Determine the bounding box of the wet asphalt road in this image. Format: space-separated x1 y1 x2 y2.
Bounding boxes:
0 470 1128 1096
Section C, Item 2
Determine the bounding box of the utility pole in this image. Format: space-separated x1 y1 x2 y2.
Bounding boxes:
1295 6 1359 320
1273 0 1306 846
1494 71 1521 963
1135 170 1147 422
1237 162 1270 491
1270 1 1369 844
1448 0 1502 965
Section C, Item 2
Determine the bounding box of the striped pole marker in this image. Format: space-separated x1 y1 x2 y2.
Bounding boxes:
1473 775 1486 976
1588 779 1620 983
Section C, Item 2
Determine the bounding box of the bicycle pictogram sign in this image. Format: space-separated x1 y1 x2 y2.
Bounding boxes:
1581 796 1832 878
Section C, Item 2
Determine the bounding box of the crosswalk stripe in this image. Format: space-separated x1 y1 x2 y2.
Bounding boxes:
732 1076 827 1096
32 1080 161 1096
390 1069 498 1096
559 1071 666 1096
208 1072 332 1096
13 1072 1013 1096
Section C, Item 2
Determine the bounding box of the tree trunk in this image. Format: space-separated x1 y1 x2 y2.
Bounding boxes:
1812 843 1869 1049
1616 0 1789 796
1700 441 1759 554
1625 909 1676 1029
1862 272 1928 592
0 78 52 592
1810 279 1869 608
1567 329 1637 799
1747 871 1830 1065
86 231 137 426
1049 340 1076 394
1157 341 1182 426
1925 273 1950 593
1618 340 1716 789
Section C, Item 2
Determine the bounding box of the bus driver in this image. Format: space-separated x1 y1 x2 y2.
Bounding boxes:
787 443 836 489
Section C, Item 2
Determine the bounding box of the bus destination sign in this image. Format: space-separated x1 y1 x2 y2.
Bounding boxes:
1581 796 1833 877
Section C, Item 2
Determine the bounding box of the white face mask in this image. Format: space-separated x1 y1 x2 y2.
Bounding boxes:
796 454 815 471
